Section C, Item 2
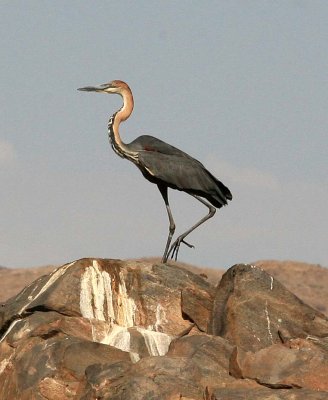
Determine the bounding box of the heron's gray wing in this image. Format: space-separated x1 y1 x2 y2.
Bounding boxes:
138 151 230 206
138 151 204 188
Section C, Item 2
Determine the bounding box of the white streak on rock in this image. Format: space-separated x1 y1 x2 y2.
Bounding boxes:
80 265 98 319
137 327 172 356
80 260 114 322
25 261 75 308
45 358 57 371
1 262 76 344
0 355 13 374
80 260 137 327
155 303 168 332
270 276 274 290
18 261 75 315
103 269 115 320
101 324 131 352
116 271 136 327
147 303 168 332
306 334 320 342
130 352 140 363
88 321 172 361
91 260 106 320
253 334 261 342
264 300 273 343
0 320 22 344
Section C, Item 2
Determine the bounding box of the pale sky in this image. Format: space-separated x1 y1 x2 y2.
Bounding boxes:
1 1 327 269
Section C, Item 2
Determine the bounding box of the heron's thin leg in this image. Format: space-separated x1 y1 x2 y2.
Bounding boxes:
158 184 176 263
168 195 216 261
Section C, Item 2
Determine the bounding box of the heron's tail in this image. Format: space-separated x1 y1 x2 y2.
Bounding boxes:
207 173 232 208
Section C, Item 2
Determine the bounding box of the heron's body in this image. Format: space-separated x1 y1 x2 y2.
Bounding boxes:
129 135 231 208
78 80 232 263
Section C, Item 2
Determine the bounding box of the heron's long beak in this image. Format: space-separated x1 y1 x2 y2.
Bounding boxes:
77 83 113 92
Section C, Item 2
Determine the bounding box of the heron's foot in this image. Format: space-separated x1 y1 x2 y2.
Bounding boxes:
182 239 194 249
168 237 195 261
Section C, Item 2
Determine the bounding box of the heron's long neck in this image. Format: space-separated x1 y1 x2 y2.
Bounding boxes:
108 89 136 160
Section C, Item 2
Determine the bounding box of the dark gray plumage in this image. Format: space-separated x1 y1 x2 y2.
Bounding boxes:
133 135 232 208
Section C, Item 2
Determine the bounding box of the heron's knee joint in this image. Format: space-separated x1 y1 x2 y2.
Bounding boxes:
169 222 176 233
209 206 216 216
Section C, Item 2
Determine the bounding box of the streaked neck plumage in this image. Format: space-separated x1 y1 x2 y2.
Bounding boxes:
108 86 137 160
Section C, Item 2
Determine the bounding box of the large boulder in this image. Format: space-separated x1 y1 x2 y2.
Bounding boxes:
230 338 328 391
210 263 328 352
0 258 214 399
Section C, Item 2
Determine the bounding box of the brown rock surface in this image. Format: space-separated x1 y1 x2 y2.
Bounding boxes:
0 259 327 399
255 260 328 315
210 263 328 351
230 338 328 391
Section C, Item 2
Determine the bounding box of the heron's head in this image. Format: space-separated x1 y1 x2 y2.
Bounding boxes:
78 80 130 95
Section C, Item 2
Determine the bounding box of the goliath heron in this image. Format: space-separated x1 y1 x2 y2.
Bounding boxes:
78 80 232 263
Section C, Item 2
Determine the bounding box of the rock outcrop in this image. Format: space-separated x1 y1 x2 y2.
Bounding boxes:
0 259 327 399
